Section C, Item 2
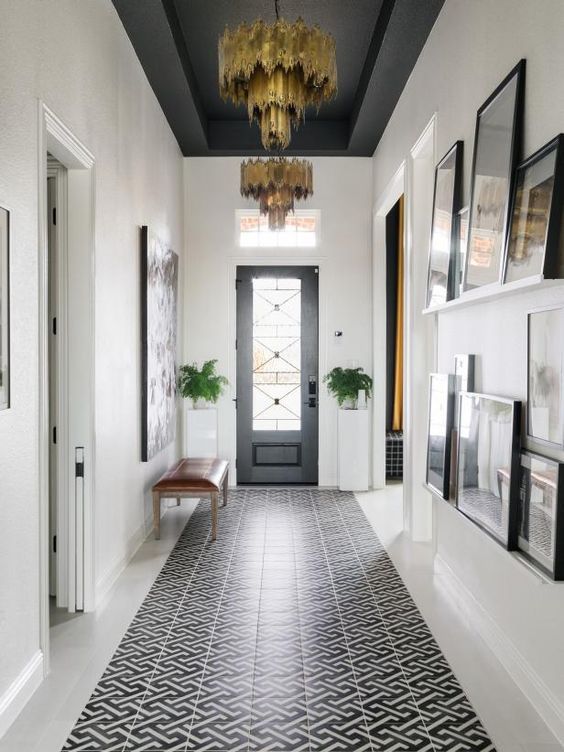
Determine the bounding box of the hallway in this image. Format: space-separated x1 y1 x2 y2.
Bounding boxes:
62 489 491 752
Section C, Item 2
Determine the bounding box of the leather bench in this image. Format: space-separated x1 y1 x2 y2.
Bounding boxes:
152 457 229 541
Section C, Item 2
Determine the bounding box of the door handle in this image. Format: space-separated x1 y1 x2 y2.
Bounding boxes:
304 397 317 408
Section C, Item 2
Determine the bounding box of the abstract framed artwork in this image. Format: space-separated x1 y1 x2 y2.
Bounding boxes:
449 355 476 501
463 59 526 292
0 206 9 411
141 226 179 462
527 306 564 448
456 393 521 548
504 134 564 284
426 373 456 499
518 451 564 579
426 141 463 307
453 206 469 299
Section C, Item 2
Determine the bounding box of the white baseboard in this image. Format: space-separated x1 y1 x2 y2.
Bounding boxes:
0 650 44 739
95 517 151 608
435 554 564 746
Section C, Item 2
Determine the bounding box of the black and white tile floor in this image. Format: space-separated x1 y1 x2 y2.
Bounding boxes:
62 489 495 752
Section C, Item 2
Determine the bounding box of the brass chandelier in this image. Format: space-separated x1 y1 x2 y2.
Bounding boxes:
241 157 313 230
218 0 337 151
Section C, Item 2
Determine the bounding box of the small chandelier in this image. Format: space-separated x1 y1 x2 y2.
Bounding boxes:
219 0 337 151
241 158 313 230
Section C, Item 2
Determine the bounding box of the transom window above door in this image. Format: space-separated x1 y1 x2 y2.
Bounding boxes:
237 210 319 248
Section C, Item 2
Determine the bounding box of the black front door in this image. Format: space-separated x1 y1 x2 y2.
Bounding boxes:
236 266 319 484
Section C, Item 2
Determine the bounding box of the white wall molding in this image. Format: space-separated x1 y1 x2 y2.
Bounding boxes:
95 517 152 608
435 553 564 745
0 651 43 739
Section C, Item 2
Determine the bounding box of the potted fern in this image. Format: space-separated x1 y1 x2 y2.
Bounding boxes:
178 360 228 457
324 366 373 491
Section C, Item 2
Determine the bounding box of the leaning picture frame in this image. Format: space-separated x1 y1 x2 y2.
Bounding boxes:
527 306 564 449
517 450 564 579
425 141 463 308
0 206 10 411
456 393 521 549
463 59 526 292
504 134 564 284
426 373 456 499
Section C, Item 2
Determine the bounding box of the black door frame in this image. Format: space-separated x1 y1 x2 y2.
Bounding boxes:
236 264 319 485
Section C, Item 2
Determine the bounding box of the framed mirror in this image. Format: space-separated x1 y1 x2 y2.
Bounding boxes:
463 60 526 292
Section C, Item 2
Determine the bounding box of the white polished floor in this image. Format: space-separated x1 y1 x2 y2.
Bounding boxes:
0 487 561 752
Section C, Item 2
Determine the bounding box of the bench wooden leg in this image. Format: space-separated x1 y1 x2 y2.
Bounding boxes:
211 491 218 542
153 491 161 540
223 471 228 507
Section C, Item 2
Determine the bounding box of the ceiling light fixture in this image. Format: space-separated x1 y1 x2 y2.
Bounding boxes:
219 0 337 151
241 157 313 230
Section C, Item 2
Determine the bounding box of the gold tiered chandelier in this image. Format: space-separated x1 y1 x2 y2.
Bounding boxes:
218 0 337 151
241 157 313 230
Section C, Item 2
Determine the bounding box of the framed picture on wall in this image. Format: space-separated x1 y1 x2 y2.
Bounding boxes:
0 206 9 411
463 60 526 292
449 355 476 501
452 206 469 299
518 451 564 579
425 141 463 308
527 306 564 448
504 134 564 284
426 373 456 499
141 226 179 462
456 393 521 548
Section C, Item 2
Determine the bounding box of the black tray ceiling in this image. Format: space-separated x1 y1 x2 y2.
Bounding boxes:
112 0 445 156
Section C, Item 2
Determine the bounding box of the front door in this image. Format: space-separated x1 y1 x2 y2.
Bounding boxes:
236 266 319 484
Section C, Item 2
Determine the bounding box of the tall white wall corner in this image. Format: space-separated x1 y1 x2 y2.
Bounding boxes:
0 650 44 739
435 554 564 747
338 409 369 491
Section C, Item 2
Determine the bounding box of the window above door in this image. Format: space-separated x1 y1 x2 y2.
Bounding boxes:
237 210 319 249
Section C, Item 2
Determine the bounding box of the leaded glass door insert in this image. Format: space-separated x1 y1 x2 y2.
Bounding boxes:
237 266 318 484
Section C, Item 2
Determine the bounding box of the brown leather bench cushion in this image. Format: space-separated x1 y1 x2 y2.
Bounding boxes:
153 458 229 493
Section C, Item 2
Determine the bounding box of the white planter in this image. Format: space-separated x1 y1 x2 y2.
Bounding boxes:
338 408 369 491
185 407 218 458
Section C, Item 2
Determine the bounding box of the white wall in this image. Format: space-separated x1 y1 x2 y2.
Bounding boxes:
183 157 373 487
0 0 183 713
372 0 564 736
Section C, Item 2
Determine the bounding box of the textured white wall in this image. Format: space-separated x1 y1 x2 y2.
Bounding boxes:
0 0 183 703
183 157 373 487
373 0 564 718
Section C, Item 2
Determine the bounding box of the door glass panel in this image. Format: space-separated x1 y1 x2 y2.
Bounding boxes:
253 278 301 431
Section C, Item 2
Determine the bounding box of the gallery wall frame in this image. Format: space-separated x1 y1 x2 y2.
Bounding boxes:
426 373 456 500
518 450 564 580
463 59 526 293
504 133 564 285
0 206 10 411
527 305 564 450
425 141 463 308
140 225 179 462
456 392 521 549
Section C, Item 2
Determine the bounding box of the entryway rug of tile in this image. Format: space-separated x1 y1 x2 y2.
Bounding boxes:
62 489 495 752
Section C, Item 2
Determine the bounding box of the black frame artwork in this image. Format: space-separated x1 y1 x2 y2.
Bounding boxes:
426 141 463 307
504 134 564 284
463 60 526 292
518 451 564 579
0 206 9 412
456 393 521 549
426 373 456 499
141 226 179 462
527 306 564 449
449 355 476 502
453 206 469 299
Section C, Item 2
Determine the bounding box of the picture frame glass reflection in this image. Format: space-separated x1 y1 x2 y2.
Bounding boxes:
528 307 564 447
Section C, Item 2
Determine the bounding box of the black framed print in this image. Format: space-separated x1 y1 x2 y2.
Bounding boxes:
453 206 469 299
527 306 564 448
463 60 526 292
518 451 564 579
0 206 9 411
454 354 476 395
426 373 455 499
504 134 564 284
456 393 521 548
426 141 463 308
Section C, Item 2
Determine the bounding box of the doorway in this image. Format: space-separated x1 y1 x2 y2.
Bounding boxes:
236 265 319 484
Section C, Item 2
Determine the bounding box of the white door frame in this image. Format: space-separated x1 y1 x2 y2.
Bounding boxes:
38 102 96 673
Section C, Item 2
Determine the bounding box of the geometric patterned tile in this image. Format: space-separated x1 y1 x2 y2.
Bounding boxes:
61 489 496 752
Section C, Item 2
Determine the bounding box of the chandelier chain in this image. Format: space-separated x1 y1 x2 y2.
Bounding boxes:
275 0 280 20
